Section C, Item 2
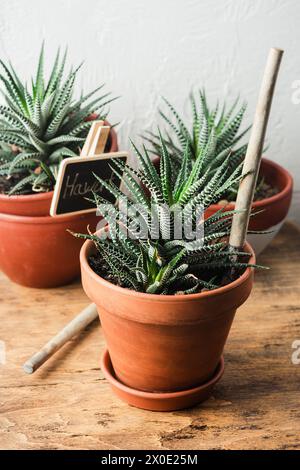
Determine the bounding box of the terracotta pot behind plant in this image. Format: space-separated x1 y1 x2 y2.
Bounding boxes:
0 211 101 288
80 236 255 393
0 122 118 288
0 122 118 217
0 190 54 218
206 158 293 255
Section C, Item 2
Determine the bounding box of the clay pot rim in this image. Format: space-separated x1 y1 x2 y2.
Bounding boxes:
0 189 53 204
101 349 225 399
209 158 293 211
80 234 255 301
0 209 97 224
0 121 118 203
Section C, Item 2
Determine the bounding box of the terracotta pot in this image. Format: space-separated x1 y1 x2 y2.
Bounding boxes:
0 120 118 287
0 211 102 288
80 235 255 394
0 121 118 217
0 190 53 217
151 157 293 255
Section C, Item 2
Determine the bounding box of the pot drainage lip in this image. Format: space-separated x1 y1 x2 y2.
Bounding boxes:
101 349 224 411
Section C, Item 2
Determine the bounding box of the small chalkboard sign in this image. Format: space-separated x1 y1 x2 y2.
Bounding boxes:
50 152 128 216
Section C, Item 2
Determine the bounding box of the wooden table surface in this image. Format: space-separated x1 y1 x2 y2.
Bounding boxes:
0 222 300 450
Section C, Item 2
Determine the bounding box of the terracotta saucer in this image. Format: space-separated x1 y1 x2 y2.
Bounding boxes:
101 349 225 412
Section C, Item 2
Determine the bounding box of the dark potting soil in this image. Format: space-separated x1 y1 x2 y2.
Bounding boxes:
0 173 54 195
218 180 278 206
89 254 129 287
88 251 249 295
0 174 32 195
253 180 279 201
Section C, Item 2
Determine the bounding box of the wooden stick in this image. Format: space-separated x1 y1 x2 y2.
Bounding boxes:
88 125 110 156
80 120 104 157
22 303 98 374
229 48 284 250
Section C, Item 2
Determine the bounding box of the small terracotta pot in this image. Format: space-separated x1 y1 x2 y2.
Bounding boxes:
0 121 118 288
152 157 293 255
0 211 101 288
80 235 255 395
0 122 118 217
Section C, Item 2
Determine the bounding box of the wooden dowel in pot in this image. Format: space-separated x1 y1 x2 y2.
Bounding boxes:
22 303 99 374
229 47 284 250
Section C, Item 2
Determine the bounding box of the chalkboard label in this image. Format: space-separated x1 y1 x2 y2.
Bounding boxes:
50 152 128 216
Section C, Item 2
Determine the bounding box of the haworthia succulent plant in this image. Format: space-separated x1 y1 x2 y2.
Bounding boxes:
144 90 250 201
72 134 265 295
0 43 117 194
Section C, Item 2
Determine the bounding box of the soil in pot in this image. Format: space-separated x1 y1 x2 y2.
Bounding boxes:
206 158 293 255
217 177 279 206
89 250 249 291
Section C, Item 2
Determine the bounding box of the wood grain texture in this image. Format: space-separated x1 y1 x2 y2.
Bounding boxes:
0 222 300 450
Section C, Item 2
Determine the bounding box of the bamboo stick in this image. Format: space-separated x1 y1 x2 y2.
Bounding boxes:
229 48 284 250
23 303 98 374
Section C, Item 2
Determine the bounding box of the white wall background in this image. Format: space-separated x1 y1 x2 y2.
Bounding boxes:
0 0 299 218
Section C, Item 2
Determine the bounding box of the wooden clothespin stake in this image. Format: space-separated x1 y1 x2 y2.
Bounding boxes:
50 120 127 216
229 48 284 253
80 120 110 157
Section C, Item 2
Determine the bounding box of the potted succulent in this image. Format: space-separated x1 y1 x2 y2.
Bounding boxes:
76 135 262 411
0 44 118 287
145 91 293 255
